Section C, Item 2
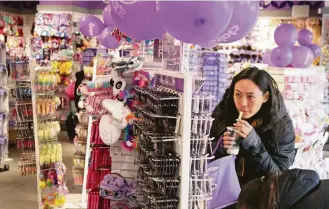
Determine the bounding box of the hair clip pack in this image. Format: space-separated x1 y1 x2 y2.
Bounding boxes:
12 81 31 100
9 61 30 80
0 65 7 86
36 96 61 118
0 88 7 112
191 115 214 138
35 71 58 92
18 162 37 176
0 113 6 136
39 143 62 165
86 76 126 96
37 121 60 142
85 94 113 115
73 167 84 185
73 154 85 168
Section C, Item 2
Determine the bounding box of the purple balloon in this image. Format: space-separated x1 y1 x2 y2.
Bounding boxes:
157 1 233 45
298 28 313 46
263 50 274 66
210 1 259 44
271 46 293 67
79 15 105 37
290 46 314 68
102 4 114 27
110 1 164 40
98 27 121 49
306 44 321 58
274 23 298 47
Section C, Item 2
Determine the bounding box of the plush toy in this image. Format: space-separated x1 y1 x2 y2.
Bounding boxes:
99 113 127 145
99 173 137 202
102 99 131 122
100 99 131 145
52 39 59 50
121 114 138 151
111 77 126 96
60 39 67 50
35 13 43 25
59 61 72 76
132 71 151 88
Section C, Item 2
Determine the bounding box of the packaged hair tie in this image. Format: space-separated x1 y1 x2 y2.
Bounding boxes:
192 94 200 114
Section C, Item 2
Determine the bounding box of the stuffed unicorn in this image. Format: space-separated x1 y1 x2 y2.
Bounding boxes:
99 98 131 145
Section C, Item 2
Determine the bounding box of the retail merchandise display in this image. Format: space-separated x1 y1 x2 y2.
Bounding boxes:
32 12 73 124
285 67 329 178
14 78 36 175
133 84 181 208
79 55 139 208
189 50 232 110
72 86 89 185
0 12 25 57
189 94 214 209
31 65 68 209
0 41 10 171
0 2 327 209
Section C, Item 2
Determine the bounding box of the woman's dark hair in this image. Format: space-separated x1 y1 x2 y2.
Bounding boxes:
237 172 281 209
212 66 284 132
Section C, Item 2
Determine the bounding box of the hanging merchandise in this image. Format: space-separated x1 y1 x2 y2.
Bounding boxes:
284 67 329 178
0 13 25 57
32 12 73 125
0 42 11 172
192 51 232 110
31 65 68 209
132 80 181 208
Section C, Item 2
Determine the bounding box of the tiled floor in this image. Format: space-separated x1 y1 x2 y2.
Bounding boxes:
0 131 81 209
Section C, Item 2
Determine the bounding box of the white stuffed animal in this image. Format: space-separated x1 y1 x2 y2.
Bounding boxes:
102 99 131 122
99 114 128 145
99 98 131 145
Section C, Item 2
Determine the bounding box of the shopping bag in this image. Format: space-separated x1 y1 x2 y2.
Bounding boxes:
207 137 241 209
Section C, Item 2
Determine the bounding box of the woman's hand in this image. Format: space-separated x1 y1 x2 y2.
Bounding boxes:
233 119 253 138
223 131 236 149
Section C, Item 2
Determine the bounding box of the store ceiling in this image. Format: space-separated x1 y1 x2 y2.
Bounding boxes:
0 1 325 15
0 1 107 14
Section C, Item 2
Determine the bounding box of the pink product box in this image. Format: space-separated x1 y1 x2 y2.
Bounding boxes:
304 83 311 91
285 76 294 83
307 76 316 83
294 91 307 100
284 84 291 91
290 83 304 91
293 76 303 83
284 76 317 83
284 91 294 100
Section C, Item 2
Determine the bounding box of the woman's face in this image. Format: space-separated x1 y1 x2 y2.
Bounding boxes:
233 79 269 119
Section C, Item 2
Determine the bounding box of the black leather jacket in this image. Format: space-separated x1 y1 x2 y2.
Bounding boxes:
210 110 296 183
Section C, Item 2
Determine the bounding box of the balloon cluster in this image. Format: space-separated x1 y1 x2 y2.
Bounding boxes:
264 23 321 68
80 1 260 47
